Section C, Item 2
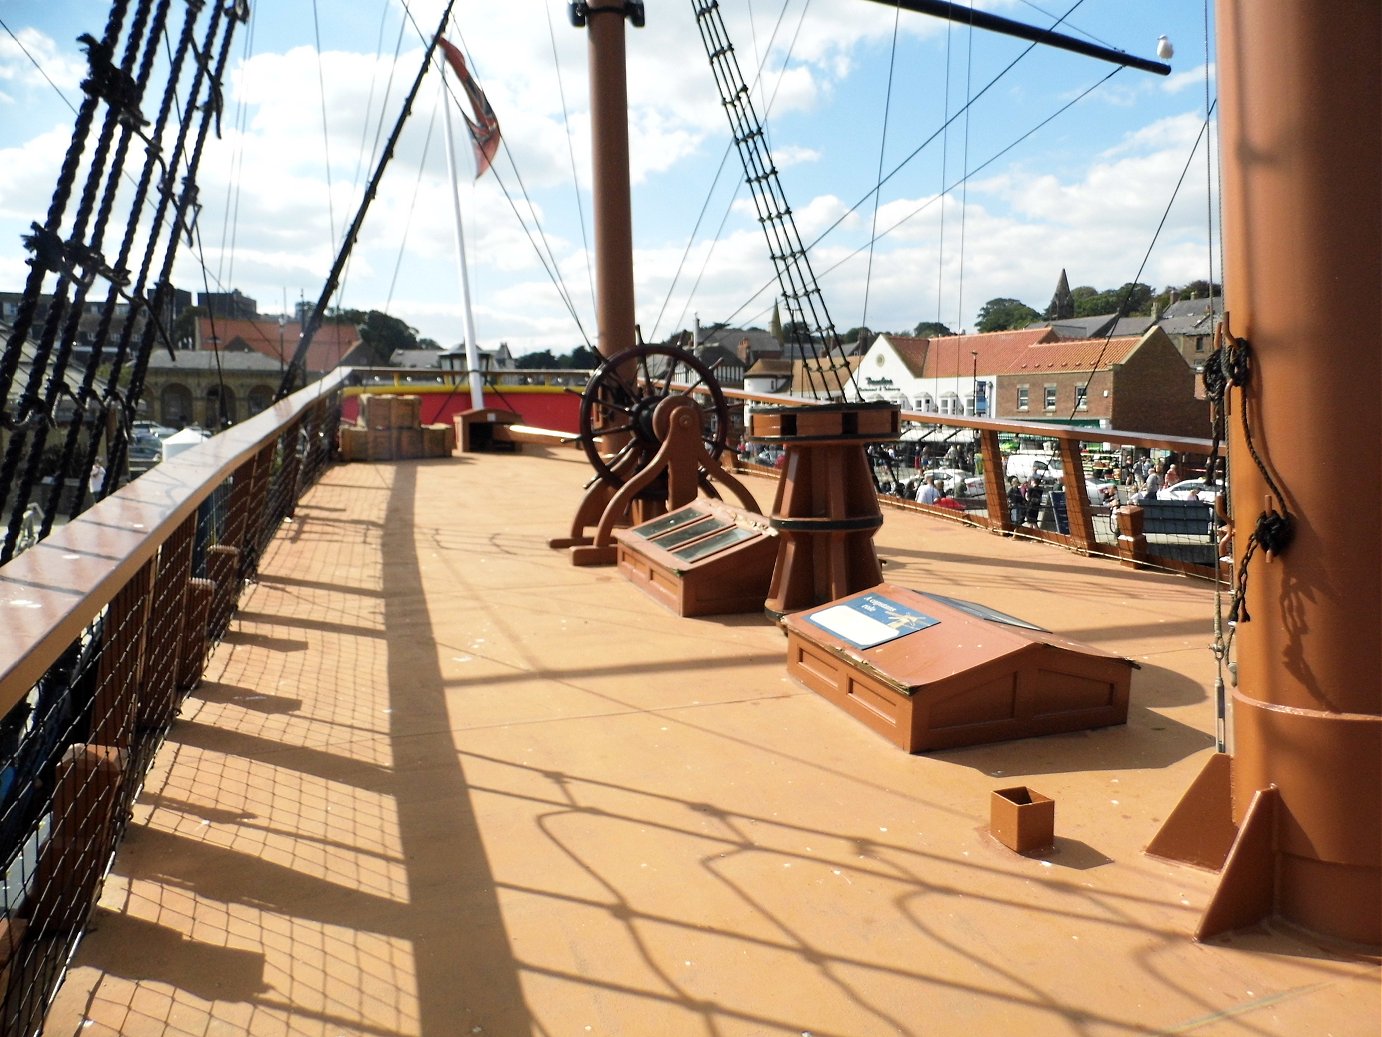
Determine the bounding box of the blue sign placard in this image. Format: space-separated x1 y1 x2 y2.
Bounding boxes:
806 593 940 649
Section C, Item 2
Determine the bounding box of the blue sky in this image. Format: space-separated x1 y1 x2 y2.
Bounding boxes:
0 1 1219 356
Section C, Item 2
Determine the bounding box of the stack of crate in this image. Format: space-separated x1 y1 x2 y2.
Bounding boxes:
338 394 447 462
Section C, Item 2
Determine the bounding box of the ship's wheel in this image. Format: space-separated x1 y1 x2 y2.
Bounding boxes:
554 342 760 565
578 344 730 487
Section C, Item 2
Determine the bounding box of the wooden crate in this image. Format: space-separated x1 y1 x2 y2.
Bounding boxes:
361 394 395 429
367 427 393 461
393 395 421 429
338 426 369 461
422 424 452 457
395 427 422 460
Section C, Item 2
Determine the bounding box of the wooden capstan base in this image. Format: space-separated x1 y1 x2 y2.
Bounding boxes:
750 402 900 618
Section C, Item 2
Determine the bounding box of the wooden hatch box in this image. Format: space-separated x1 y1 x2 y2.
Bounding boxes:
780 583 1133 753
614 500 777 617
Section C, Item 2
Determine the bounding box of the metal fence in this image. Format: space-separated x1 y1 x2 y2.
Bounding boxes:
0 373 344 1035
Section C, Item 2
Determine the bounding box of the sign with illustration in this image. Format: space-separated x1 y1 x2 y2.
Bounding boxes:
806 593 940 649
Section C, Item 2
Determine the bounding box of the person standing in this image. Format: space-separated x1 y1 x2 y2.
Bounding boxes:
89 459 107 501
1006 476 1025 526
916 474 941 505
1024 475 1044 526
1137 462 1164 503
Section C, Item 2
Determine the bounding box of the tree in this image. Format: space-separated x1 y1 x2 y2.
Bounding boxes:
1072 282 1154 318
1074 289 1120 317
515 349 558 369
975 298 1040 333
912 321 954 338
329 308 420 363
564 345 601 369
172 305 206 349
1178 279 1222 301
359 311 421 364
416 337 441 350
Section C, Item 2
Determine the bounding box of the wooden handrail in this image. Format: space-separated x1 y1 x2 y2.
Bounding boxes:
0 370 350 713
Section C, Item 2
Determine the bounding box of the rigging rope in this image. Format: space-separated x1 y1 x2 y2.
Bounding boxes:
954 15 974 336
860 6 901 334
215 6 255 295
0 0 242 559
310 0 337 249
1063 102 1217 425
708 65 1120 338
657 0 800 343
545 2 597 324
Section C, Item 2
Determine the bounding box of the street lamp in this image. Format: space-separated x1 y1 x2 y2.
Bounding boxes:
971 350 979 415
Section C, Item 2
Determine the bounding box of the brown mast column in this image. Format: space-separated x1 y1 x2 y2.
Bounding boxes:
585 0 636 360
1211 0 1380 946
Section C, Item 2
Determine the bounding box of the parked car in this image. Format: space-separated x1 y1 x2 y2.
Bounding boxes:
128 432 164 473
926 467 976 495
1004 452 1064 484
1164 478 1224 503
1084 479 1119 507
132 420 177 440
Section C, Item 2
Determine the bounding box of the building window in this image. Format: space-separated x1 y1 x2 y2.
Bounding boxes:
1017 385 1029 411
1194 336 1206 353
1075 386 1088 410
1044 385 1057 410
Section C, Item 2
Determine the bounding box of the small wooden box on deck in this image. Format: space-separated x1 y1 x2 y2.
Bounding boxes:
991 786 1056 853
454 408 522 452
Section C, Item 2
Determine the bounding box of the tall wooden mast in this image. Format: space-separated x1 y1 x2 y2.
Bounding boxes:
1213 0 1380 945
581 0 638 361
1153 0 1380 947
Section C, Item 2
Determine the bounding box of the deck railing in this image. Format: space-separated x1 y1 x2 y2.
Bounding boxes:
722 388 1223 579
0 372 345 1036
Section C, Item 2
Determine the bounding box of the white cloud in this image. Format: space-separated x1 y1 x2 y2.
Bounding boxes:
0 1 1221 359
0 28 84 95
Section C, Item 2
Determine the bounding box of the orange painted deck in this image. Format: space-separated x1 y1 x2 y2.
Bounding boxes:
45 449 1379 1036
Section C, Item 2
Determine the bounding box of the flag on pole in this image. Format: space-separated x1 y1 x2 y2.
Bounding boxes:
438 36 501 179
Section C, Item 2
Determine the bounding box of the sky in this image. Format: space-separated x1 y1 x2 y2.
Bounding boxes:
0 1 1220 358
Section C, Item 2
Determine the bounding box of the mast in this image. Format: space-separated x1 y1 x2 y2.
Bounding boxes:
440 62 484 410
578 0 638 360
1166 0 1380 947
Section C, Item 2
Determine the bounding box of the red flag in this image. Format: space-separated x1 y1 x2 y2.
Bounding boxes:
438 36 501 179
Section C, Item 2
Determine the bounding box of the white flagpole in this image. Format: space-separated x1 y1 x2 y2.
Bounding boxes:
441 63 484 410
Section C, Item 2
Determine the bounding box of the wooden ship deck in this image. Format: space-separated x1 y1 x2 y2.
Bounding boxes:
43 448 1379 1037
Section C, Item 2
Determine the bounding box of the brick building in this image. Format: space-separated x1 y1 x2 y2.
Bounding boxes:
855 326 1208 439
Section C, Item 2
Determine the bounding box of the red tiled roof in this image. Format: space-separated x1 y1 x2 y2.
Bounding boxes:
916 328 1142 377
198 318 361 374
885 334 930 376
